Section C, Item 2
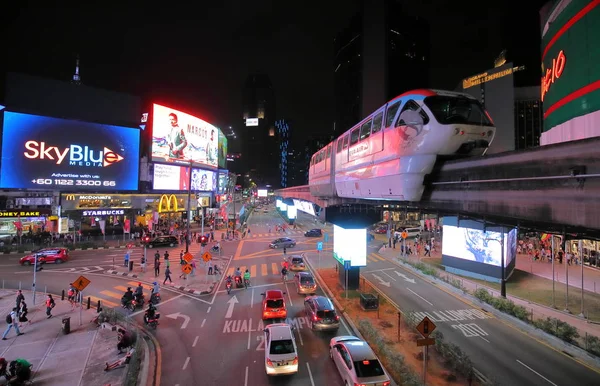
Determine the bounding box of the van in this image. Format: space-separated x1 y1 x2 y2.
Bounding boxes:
394 227 421 239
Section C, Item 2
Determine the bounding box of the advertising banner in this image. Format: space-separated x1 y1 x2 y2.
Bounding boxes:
218 129 228 169
153 163 216 191
0 112 140 191
151 104 218 168
124 219 131 234
99 220 106 235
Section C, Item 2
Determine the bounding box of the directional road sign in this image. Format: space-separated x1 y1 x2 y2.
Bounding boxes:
317 242 323 251
72 275 91 292
417 337 435 347
183 252 194 263
416 316 436 338
202 252 212 262
181 264 193 274
344 260 351 271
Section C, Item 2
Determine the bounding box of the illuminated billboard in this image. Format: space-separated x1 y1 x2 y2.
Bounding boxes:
257 189 268 197
151 104 218 168
0 111 140 191
246 118 259 126
218 171 228 194
333 225 367 267
218 129 228 169
153 163 216 191
540 0 600 145
441 217 516 282
293 199 316 216
287 205 297 219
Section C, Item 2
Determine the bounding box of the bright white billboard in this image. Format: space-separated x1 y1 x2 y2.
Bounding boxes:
257 189 268 197
287 206 297 219
333 225 367 267
153 164 216 191
293 199 315 216
246 118 259 126
442 225 517 267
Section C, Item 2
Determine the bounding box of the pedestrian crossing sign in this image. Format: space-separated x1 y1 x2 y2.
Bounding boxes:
183 252 194 263
73 275 91 292
181 264 192 274
202 252 212 262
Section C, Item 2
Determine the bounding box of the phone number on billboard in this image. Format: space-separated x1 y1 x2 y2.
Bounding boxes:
30 179 117 187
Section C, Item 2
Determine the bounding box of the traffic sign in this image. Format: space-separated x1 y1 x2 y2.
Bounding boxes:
344 260 351 271
229 221 234 227
417 337 435 347
202 252 212 262
72 275 91 292
317 242 323 251
181 264 193 274
401 231 408 239
126 243 135 249
416 316 436 338
324 233 329 242
183 252 194 263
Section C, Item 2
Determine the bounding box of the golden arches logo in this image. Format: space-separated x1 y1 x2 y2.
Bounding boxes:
65 194 76 201
158 194 178 213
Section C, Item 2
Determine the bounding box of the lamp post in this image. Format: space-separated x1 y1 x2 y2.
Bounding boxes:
486 228 506 298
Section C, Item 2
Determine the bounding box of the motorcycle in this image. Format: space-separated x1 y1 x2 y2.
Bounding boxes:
244 278 250 289
150 292 161 305
234 275 243 289
144 312 160 329
129 295 145 311
211 246 220 253
121 296 133 310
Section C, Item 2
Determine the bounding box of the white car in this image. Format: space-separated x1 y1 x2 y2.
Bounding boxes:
264 323 299 376
329 336 391 386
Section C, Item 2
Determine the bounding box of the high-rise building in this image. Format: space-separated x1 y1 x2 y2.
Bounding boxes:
241 73 278 186
275 119 291 188
515 86 543 150
334 0 430 135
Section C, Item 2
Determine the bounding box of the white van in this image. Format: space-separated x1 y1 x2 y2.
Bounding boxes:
394 227 421 239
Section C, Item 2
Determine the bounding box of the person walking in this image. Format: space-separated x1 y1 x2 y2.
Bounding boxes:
207 260 213 275
15 290 25 309
191 259 197 277
283 246 287 256
18 301 30 326
2 308 24 340
179 250 185 265
140 255 147 273
45 294 55 319
163 266 173 285
124 251 130 268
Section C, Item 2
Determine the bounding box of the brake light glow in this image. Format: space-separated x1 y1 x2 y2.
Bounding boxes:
266 358 273 367
292 356 298 365
383 382 391 386
335 315 340 321
313 315 318 322
362 360 370 365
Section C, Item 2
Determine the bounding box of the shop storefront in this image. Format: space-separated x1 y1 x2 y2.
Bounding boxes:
0 209 53 239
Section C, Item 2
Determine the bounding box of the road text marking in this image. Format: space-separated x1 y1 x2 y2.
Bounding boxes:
411 309 491 323
222 316 311 334
451 323 489 342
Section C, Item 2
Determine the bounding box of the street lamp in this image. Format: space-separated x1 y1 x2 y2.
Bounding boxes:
486 229 506 298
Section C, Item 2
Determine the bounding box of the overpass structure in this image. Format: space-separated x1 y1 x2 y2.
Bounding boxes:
276 136 600 238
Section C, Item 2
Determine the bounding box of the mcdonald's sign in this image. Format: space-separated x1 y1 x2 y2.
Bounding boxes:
158 194 179 213
65 194 76 201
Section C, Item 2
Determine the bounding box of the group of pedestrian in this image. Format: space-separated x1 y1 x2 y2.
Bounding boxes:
2 290 32 341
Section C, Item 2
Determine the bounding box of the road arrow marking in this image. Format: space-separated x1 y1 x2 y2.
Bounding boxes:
395 271 416 283
225 295 239 319
166 312 190 329
371 273 391 287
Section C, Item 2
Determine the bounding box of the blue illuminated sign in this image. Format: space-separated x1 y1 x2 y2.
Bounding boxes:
0 111 140 191
317 242 323 251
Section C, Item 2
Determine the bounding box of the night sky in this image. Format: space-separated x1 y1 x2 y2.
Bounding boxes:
2 0 548 145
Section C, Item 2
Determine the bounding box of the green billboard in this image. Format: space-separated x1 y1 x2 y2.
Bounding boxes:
218 128 228 169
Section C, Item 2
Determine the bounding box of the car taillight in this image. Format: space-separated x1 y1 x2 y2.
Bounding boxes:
335 315 340 321
266 358 273 367
313 315 318 322
383 382 391 386
292 356 298 365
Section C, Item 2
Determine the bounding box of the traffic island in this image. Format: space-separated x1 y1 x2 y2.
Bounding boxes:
313 267 480 386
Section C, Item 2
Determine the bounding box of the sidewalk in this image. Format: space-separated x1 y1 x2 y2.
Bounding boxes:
375 245 600 338
0 290 135 386
516 256 600 293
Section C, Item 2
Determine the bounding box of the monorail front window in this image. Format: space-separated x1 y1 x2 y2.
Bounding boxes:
385 102 401 128
424 95 494 126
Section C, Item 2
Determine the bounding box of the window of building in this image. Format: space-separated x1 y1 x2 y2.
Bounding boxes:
359 120 372 140
372 112 383 133
385 102 401 128
350 128 360 145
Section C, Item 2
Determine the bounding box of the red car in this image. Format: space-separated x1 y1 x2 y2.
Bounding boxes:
20 248 69 265
261 289 287 320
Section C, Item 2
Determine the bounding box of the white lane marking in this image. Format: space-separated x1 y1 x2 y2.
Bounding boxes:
247 328 252 350
250 288 254 308
130 294 184 317
284 280 293 306
306 362 316 386
381 270 396 281
192 336 199 347
406 287 433 306
480 336 491 343
182 356 190 370
295 321 304 346
362 267 397 274
207 306 211 313
244 366 249 386
201 319 206 328
516 359 558 386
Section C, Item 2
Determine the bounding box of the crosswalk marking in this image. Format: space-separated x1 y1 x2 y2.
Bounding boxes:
114 285 129 292
261 264 268 276
100 290 123 300
226 267 234 277
128 281 154 291
271 263 278 275
250 265 257 278
89 295 118 308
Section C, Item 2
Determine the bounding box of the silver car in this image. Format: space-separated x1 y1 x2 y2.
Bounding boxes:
269 238 296 249
294 272 317 294
329 336 391 386
264 323 299 376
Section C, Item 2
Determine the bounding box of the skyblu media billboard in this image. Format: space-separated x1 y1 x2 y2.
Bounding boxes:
0 111 140 191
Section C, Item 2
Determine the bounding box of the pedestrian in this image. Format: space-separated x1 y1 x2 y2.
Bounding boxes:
140 255 146 273
210 231 215 241
207 260 213 275
191 260 196 277
2 308 24 340
45 294 55 319
180 250 185 265
154 260 161 277
18 301 29 326
283 247 287 256
15 290 24 309
124 251 130 267
163 266 172 284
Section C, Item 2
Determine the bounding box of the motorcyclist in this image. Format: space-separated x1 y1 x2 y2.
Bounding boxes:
243 269 251 286
134 282 144 302
234 267 242 279
144 303 157 324
225 275 233 285
281 266 288 281
150 281 160 303
121 287 133 307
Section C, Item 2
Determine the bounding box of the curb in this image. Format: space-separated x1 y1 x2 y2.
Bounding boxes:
385 255 600 371
103 270 215 295
135 323 161 386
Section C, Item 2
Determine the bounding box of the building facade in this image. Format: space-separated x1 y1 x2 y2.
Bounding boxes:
515 86 543 150
275 119 291 188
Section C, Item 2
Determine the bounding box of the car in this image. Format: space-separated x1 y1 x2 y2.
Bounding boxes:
374 227 387 234
294 272 317 294
329 336 391 386
264 323 299 376
20 248 69 265
394 227 421 240
304 228 322 237
261 289 287 320
269 238 296 249
289 255 306 271
304 296 340 331
144 236 179 248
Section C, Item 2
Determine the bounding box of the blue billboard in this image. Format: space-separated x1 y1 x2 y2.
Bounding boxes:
0 111 140 191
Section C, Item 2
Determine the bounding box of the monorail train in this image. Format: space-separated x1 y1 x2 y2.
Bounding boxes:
308 89 496 201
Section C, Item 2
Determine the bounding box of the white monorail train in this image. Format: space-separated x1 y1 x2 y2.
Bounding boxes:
308 89 496 201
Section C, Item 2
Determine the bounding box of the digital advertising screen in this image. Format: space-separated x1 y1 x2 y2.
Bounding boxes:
0 111 140 191
293 199 316 216
151 104 218 168
257 189 268 197
287 205 297 219
333 225 367 267
218 171 228 194
218 129 228 169
153 164 216 191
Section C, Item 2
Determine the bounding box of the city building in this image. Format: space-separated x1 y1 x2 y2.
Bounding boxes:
275 119 291 188
241 73 278 186
334 0 430 135
515 86 543 149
